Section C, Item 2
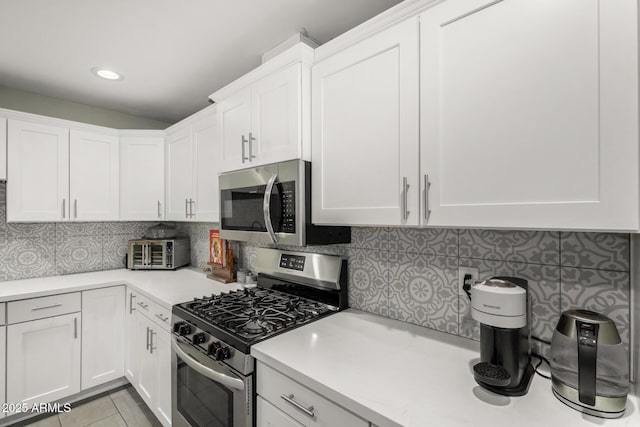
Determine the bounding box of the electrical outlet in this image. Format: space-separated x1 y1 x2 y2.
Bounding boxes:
458 266 479 296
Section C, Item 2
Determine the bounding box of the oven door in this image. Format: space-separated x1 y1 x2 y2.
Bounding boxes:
171 337 253 427
219 160 305 246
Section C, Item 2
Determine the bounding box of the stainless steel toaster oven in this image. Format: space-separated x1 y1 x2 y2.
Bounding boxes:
127 238 190 270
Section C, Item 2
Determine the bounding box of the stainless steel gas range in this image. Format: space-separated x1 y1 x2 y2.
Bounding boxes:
170 248 348 427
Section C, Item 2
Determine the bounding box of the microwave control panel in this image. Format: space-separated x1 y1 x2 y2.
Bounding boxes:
280 181 296 233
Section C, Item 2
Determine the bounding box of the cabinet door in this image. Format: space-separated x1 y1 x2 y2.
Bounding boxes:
69 130 119 221
218 88 251 172
136 313 156 409
165 126 193 220
81 286 125 390
192 111 220 222
120 135 165 220
420 0 639 230
0 326 5 418
0 118 6 181
7 120 69 222
7 313 81 409
311 18 420 226
152 329 172 427
251 64 303 165
257 397 304 427
124 290 138 383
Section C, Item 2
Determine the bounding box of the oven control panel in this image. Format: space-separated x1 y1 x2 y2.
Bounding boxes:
279 254 306 271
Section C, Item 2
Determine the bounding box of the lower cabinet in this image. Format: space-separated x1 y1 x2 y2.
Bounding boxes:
0 325 5 419
6 312 82 410
128 290 172 427
256 362 369 427
81 286 125 390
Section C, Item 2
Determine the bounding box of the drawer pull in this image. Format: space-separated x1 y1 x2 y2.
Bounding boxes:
137 302 149 309
281 394 315 418
155 313 169 322
31 303 62 311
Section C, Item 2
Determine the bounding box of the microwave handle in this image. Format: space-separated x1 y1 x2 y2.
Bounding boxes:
263 172 278 244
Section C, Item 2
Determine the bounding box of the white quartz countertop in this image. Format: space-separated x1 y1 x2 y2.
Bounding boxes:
251 309 640 427
0 268 242 307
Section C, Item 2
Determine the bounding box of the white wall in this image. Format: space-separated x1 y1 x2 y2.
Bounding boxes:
0 86 171 129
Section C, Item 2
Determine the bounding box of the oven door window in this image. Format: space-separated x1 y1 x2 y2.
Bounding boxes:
221 182 294 233
176 355 234 427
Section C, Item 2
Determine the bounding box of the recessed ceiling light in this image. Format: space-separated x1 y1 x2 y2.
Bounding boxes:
91 67 123 81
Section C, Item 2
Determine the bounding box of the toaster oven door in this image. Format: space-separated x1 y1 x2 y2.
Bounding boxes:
129 241 167 269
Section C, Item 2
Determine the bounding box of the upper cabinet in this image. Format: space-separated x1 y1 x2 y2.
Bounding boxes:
69 130 119 221
7 118 120 222
7 120 70 222
419 0 639 230
212 43 313 173
120 132 165 221
311 17 420 226
0 118 6 181
165 105 220 222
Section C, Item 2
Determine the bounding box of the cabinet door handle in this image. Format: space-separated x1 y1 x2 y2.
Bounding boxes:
157 201 161 218
149 329 156 354
74 199 78 219
129 293 136 314
185 198 189 219
62 199 66 219
189 198 195 218
423 174 431 222
248 132 256 160
281 394 315 418
146 326 150 350
31 303 62 311
402 177 410 221
241 135 248 163
74 317 78 339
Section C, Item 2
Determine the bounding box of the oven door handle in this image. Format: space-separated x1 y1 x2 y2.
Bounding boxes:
171 337 245 391
263 172 278 244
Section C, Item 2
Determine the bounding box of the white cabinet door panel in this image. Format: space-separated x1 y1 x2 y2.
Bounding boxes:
120 135 165 220
251 64 302 165
136 313 155 408
7 313 81 409
7 120 69 222
153 329 172 427
165 126 193 221
81 286 125 390
69 130 119 221
420 0 639 230
124 290 138 383
312 18 420 226
193 112 220 222
218 88 251 172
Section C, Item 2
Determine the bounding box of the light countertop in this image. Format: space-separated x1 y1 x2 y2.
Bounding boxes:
0 268 242 307
251 309 640 427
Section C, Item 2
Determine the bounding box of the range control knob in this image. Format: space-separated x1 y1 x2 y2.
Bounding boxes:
207 341 221 356
172 321 186 334
207 341 231 360
177 323 192 336
191 332 207 345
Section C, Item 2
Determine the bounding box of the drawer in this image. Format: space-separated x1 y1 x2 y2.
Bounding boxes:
0 303 5 326
127 289 171 331
149 300 171 331
257 362 368 427
8 292 81 324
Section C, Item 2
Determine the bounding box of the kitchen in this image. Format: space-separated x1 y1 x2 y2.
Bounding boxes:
0 0 638 426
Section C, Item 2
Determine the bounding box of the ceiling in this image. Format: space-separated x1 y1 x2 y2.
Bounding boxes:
0 0 402 124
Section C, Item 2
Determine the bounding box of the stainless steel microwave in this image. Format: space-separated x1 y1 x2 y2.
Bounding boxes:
219 160 350 246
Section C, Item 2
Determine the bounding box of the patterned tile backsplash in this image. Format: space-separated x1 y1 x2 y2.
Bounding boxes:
0 179 632 365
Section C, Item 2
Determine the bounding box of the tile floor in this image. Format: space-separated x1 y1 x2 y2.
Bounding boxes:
23 386 162 427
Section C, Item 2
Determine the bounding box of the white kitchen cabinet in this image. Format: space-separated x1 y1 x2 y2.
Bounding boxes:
69 130 119 221
419 0 639 230
7 312 81 409
120 132 165 220
257 397 303 427
124 290 138 383
217 60 311 174
0 117 6 181
192 112 220 222
311 17 420 226
165 105 219 222
7 119 69 222
81 286 125 390
218 88 251 172
129 291 171 427
0 325 5 419
257 362 369 427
